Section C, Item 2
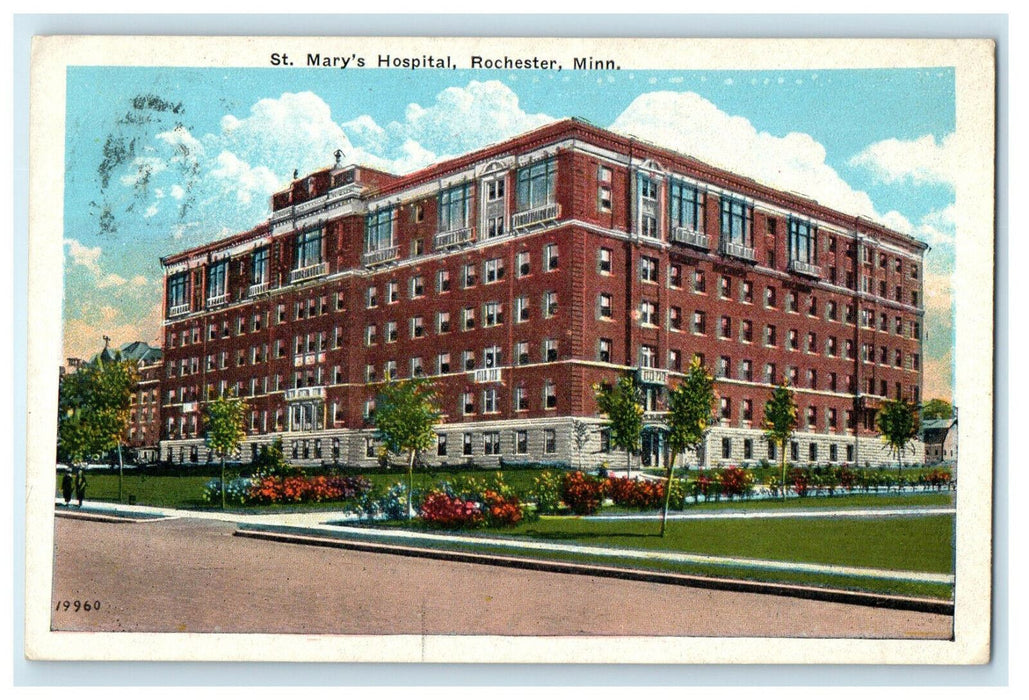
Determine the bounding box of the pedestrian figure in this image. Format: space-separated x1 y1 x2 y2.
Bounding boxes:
74 469 87 507
61 470 73 505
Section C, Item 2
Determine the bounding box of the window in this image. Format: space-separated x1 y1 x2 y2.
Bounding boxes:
764 287 776 309
598 184 612 212
517 295 531 322
437 269 451 293
808 442 818 460
514 386 528 411
437 434 448 457
166 272 188 312
693 270 706 293
640 256 658 283
787 291 798 313
386 320 398 343
544 291 558 318
410 316 425 338
826 300 838 321
544 429 557 454
517 251 530 277
829 372 838 392
411 238 424 256
641 345 658 368
669 264 682 289
720 196 753 248
742 399 753 422
598 294 613 319
462 264 477 288
437 352 451 374
740 359 753 382
365 324 377 346
718 355 730 378
693 311 706 335
516 158 557 211
741 281 754 304
807 332 817 353
462 306 475 331
826 336 837 357
388 281 399 303
788 217 817 265
807 369 817 389
463 433 473 456
720 275 732 299
462 391 476 415
598 247 613 274
484 258 505 283
411 357 424 377
722 437 732 459
437 311 451 334
640 301 658 326
483 346 502 369
483 301 503 327
207 261 228 302
669 179 704 232
483 430 504 457
720 397 731 420
638 174 659 239
544 339 558 363
669 306 682 331
410 275 425 298
251 247 269 286
515 341 530 365
669 349 682 372
365 210 393 254
598 338 612 363
544 381 557 409
439 184 471 232
719 315 732 339
545 244 559 271
730 317 750 343
515 430 528 454
483 391 499 415
384 360 397 380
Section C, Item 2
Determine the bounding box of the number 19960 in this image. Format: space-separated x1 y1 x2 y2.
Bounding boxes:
55 600 101 612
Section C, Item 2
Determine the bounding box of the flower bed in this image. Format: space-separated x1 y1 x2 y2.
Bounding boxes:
201 474 372 507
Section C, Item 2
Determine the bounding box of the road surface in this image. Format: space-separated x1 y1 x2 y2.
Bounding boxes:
51 516 952 638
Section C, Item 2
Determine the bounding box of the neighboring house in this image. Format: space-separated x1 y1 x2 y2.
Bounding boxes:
922 417 958 465
89 340 164 464
155 118 927 469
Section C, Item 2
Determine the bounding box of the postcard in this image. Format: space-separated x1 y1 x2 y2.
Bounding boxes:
24 35 995 664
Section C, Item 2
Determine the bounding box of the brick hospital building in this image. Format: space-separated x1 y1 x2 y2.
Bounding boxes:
158 119 926 468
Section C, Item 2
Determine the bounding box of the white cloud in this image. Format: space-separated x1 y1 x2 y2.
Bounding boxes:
208 150 281 206
349 80 555 173
848 133 958 188
609 91 879 220
217 91 353 179
64 238 103 275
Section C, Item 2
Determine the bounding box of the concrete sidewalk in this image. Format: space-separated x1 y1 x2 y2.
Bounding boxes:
54 499 955 587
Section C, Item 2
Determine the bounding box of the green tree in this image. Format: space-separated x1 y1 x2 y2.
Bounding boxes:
594 374 644 477
763 379 798 500
204 392 249 510
57 353 138 500
877 399 920 477
660 357 716 536
372 377 442 519
922 398 954 420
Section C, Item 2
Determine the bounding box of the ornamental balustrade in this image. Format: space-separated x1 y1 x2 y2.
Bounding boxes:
284 386 326 401
720 240 756 262
168 303 191 317
434 227 474 250
670 225 710 250
511 202 560 229
472 368 503 383
362 246 399 267
289 261 329 283
205 292 229 308
789 258 822 278
248 282 269 297
637 367 669 386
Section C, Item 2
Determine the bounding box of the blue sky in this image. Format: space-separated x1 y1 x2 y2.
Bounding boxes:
62 66 957 399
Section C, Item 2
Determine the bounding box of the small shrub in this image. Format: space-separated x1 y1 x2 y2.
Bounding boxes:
605 477 665 509
717 466 754 500
790 468 810 497
419 490 484 528
201 476 254 507
530 471 564 514
561 471 607 515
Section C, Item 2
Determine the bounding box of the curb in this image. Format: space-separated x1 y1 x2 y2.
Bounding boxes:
234 523 954 616
55 507 169 524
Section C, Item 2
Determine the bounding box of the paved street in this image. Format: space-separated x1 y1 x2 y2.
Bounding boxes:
52 516 952 638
